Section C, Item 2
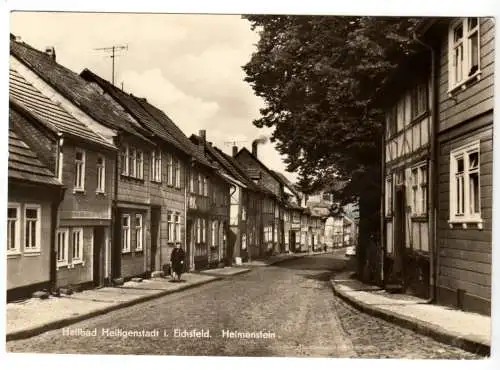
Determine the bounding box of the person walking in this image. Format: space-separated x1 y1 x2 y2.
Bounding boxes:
170 245 186 282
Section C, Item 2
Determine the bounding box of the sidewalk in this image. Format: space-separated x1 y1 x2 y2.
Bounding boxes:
6 267 247 342
331 271 491 356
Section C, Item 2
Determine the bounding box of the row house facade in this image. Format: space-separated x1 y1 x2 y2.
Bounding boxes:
9 65 117 290
235 144 284 256
79 69 196 277
7 106 65 301
10 37 157 288
378 17 494 315
189 136 264 264
188 131 231 270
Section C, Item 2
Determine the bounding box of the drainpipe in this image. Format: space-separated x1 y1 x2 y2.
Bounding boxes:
184 160 189 271
413 31 438 304
111 136 121 284
380 132 386 287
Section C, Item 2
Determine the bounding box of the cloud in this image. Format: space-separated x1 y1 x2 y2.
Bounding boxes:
10 12 298 183
120 68 220 134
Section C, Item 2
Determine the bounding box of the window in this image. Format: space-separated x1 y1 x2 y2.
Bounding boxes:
72 228 83 262
385 175 393 216
136 151 144 179
241 205 247 221
121 145 129 175
449 18 480 90
167 212 174 242
121 215 131 252
96 156 105 193
198 174 203 195
57 149 64 182
449 142 482 226
151 150 162 182
190 171 195 193
7 204 21 254
175 213 181 242
56 228 69 266
202 219 206 242
411 82 428 119
264 226 272 242
24 205 41 252
129 148 137 177
211 220 218 246
411 164 428 216
135 214 143 251
203 177 208 196
175 159 181 188
241 233 247 250
196 218 201 243
386 106 397 138
167 154 174 186
74 149 86 191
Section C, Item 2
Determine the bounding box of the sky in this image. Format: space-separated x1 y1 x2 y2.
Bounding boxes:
9 11 299 182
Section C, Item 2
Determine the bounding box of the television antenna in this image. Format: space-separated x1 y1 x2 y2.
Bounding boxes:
224 140 247 147
93 44 128 86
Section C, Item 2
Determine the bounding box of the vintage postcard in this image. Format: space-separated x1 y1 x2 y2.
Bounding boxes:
3 5 495 363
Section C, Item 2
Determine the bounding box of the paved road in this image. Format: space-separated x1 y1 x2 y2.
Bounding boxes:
6 252 480 358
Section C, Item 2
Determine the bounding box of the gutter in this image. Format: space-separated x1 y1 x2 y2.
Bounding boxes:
413 31 438 304
111 135 121 283
380 131 386 287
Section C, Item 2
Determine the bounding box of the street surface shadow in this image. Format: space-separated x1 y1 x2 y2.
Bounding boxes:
168 279 186 283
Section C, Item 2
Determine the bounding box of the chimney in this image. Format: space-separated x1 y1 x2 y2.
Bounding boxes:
252 140 258 157
198 129 206 150
232 145 238 157
45 46 56 61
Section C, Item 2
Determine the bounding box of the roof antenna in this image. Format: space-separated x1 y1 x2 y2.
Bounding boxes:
93 44 128 86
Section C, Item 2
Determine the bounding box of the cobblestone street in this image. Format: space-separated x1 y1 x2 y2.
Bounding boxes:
6 253 481 358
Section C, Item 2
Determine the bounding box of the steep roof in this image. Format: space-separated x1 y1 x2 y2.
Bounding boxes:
235 147 288 187
9 67 115 150
270 170 301 199
131 95 212 168
10 38 152 143
80 69 190 155
9 108 61 187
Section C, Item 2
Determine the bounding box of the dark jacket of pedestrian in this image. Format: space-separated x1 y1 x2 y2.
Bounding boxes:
170 246 186 279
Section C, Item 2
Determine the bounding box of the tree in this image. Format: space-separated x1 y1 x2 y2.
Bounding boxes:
242 15 421 280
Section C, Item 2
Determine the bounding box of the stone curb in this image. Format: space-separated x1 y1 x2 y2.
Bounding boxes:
329 279 490 357
6 276 221 342
198 268 251 277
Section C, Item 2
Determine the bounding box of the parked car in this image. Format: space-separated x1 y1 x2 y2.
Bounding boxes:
345 246 356 257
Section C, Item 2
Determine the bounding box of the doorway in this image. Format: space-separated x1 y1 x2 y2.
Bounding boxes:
393 185 407 285
150 207 161 273
93 227 106 286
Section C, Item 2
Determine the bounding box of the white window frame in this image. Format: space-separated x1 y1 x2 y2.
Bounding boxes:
175 159 181 188
74 149 86 192
198 173 203 195
211 220 217 246
448 18 481 92
96 155 106 193
121 214 131 253
202 219 206 242
449 140 483 228
196 218 201 243
56 228 69 267
151 150 162 183
24 204 41 253
167 154 174 186
411 162 428 216
385 175 393 217
175 213 181 243
135 214 143 251
7 203 21 255
129 147 137 178
190 171 195 193
136 150 144 179
121 145 129 176
71 228 84 264
167 212 174 242
241 233 247 250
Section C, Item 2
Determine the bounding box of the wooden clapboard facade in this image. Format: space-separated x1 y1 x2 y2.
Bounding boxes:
425 17 494 315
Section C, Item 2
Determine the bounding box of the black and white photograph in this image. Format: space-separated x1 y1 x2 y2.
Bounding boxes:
2 1 497 364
